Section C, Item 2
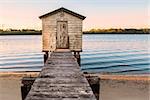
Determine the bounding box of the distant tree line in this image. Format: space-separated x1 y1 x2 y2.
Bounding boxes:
0 28 42 35
84 28 150 34
0 28 149 35
0 28 41 32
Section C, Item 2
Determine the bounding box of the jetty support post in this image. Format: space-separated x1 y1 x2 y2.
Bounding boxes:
73 51 81 66
44 51 49 63
21 77 36 100
84 74 100 100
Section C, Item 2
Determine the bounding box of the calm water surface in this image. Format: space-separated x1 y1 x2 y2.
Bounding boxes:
0 34 149 74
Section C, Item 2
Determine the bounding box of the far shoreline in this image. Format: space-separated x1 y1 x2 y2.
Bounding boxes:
0 28 149 35
0 32 149 35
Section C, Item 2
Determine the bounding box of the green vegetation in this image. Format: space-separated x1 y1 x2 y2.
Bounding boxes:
0 28 149 35
0 29 41 35
84 28 150 34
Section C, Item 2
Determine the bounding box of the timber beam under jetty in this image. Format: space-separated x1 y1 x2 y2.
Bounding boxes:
25 50 96 100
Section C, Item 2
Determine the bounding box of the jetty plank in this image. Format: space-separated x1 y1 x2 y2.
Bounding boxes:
25 51 96 100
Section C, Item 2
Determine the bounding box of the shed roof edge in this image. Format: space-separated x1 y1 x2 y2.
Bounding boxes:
39 7 86 20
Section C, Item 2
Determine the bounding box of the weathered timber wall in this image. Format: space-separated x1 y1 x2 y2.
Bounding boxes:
42 11 82 52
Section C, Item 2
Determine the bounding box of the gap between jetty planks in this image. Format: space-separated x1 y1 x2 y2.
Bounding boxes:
25 50 96 100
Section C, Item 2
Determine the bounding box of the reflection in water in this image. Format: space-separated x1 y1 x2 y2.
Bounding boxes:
0 35 149 74
0 35 42 54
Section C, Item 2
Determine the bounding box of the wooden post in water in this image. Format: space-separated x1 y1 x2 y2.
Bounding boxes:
44 51 48 63
74 51 81 66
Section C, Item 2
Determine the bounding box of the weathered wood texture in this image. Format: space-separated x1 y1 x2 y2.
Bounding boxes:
56 21 68 49
25 51 96 100
42 11 83 52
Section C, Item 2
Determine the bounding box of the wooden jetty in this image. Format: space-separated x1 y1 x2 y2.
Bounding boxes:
22 8 98 100
25 50 96 100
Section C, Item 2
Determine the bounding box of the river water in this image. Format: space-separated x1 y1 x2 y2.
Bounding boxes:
0 34 149 74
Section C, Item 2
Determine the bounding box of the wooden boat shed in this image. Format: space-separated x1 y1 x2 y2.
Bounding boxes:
39 7 86 54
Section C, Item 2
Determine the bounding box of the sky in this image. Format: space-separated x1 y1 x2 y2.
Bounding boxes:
0 0 149 30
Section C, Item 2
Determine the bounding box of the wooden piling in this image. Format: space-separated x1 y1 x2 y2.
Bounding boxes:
21 77 36 100
44 51 49 63
84 74 100 100
74 51 81 66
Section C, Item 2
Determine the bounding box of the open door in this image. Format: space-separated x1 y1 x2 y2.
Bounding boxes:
56 21 69 49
